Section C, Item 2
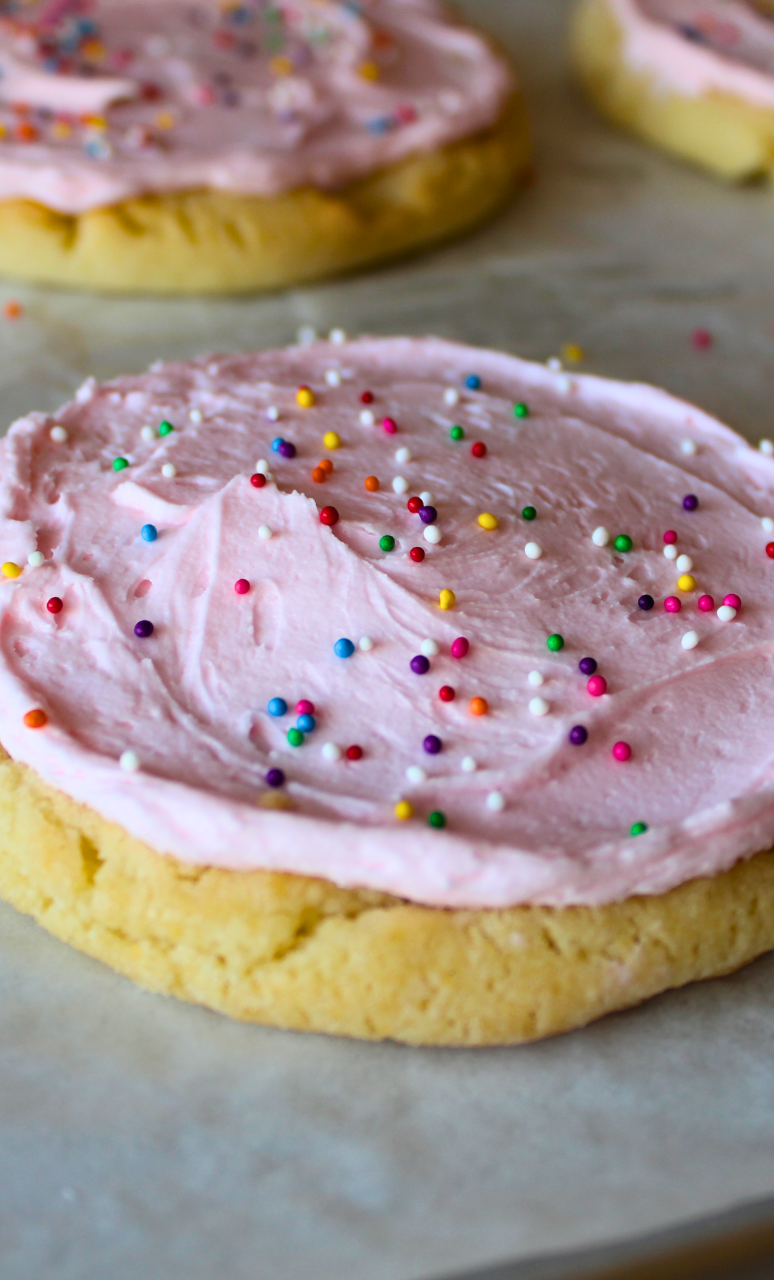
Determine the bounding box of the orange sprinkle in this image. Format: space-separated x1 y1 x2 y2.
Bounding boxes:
23 709 47 729
16 122 38 143
469 697 489 717
319 459 334 475
3 301 22 320
312 467 327 484
365 475 379 492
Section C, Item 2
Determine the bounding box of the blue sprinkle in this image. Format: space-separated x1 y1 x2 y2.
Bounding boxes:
268 697 288 717
334 638 355 659
297 714 316 733
271 437 284 452
141 524 158 542
465 374 481 390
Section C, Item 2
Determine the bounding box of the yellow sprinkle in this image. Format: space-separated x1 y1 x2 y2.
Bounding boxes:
394 800 414 821
561 343 584 364
297 386 316 408
439 589 456 611
0 124 6 140
2 562 21 579
270 54 294 76
358 60 380 80
83 114 107 131
258 791 293 811
323 431 341 450
155 111 176 130
678 574 696 592
52 120 72 140
478 512 499 531
81 39 105 62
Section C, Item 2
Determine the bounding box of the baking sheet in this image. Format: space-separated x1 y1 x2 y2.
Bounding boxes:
3 2 774 1277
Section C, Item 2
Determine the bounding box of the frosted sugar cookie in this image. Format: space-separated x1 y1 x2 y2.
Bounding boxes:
572 0 774 180
2 337 774 1044
0 1 528 293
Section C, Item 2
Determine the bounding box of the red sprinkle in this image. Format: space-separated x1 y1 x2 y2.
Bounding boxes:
692 328 712 350
723 593 742 609
296 700 315 715
360 391 374 404
346 745 363 761
663 530 677 544
698 594 714 612
409 547 425 563
46 597 63 614
471 441 487 459
664 596 682 613
407 496 422 514
382 416 398 435
250 473 267 489
451 637 469 659
320 506 339 526
587 675 608 697
234 579 250 595
439 685 455 702
767 543 774 559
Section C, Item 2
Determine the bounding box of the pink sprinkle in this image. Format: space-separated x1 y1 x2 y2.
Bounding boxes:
663 530 677 545
587 675 607 697
613 741 632 762
382 417 398 434
296 699 315 716
451 637 469 660
698 594 715 612
234 579 250 595
723 593 741 610
692 328 712 350
664 596 682 613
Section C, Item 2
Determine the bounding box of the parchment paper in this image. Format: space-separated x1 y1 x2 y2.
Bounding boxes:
2 2 774 1277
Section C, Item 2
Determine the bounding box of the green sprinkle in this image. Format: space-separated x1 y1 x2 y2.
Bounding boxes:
614 534 633 553
449 425 465 442
630 821 648 837
287 728 304 748
513 402 529 419
546 633 564 652
112 457 129 472
158 420 174 437
522 505 537 521
428 810 447 829
379 535 396 552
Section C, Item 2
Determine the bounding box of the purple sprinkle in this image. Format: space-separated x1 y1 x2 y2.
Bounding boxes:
266 768 285 788
683 494 699 511
569 725 588 746
418 506 438 525
134 620 154 638
278 440 296 459
410 655 430 675
578 657 597 676
423 734 442 755
638 594 655 611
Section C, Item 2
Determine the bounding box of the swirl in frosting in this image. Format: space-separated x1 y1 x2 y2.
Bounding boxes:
0 0 513 213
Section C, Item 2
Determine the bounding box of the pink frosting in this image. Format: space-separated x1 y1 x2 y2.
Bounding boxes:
2 336 774 909
0 0 513 214
611 0 774 108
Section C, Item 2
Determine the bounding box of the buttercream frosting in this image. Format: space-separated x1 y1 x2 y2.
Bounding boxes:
2 336 774 909
612 0 774 108
0 0 513 214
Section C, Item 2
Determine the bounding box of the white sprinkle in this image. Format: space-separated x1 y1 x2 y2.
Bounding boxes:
50 425 68 443
760 439 774 456
680 439 697 456
424 525 442 545
258 525 273 541
392 476 408 495
189 408 203 424
461 756 477 773
556 375 573 394
140 425 156 443
267 405 280 422
681 630 699 650
322 742 342 762
718 605 737 621
27 551 44 568
676 554 693 573
149 361 163 373
325 369 342 387
395 446 411 464
547 356 562 372
762 517 774 533
329 328 347 345
419 491 434 504
75 377 95 403
486 791 506 813
255 458 270 475
360 409 375 427
592 527 610 547
664 544 678 561
297 325 317 345
527 670 544 687
161 463 177 479
420 639 439 657
120 750 141 772
358 636 374 651
529 696 550 717
444 388 460 406
524 542 543 560
406 765 427 785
